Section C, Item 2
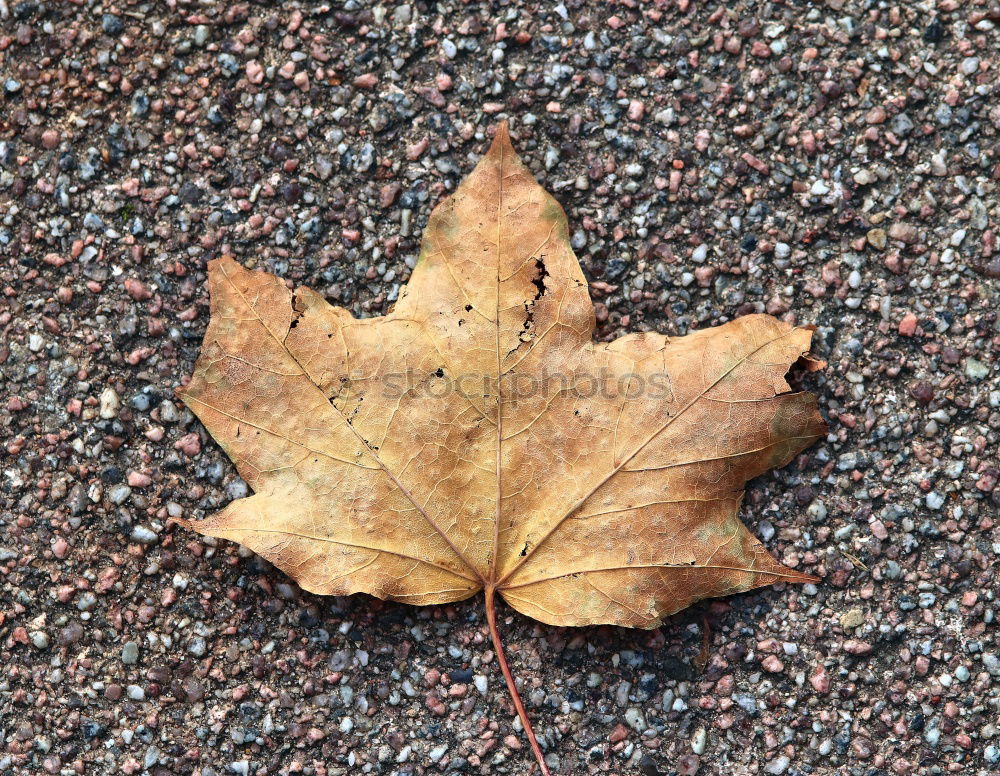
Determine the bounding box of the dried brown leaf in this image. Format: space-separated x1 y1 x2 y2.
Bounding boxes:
175 123 825 774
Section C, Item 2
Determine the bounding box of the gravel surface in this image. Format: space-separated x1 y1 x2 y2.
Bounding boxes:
2 1 999 774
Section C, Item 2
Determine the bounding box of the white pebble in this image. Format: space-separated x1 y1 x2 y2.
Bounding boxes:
807 500 827 521
625 707 646 731
925 491 945 510
131 525 158 544
99 386 121 419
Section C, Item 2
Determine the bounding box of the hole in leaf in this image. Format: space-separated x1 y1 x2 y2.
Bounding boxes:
507 256 551 358
289 293 303 329
530 255 549 300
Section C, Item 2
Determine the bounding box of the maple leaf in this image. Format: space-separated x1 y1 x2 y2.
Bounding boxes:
174 123 825 774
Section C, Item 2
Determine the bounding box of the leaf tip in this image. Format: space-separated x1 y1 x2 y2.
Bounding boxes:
782 568 821 585
207 254 238 276
488 120 514 157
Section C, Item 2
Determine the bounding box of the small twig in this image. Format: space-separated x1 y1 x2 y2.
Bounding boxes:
694 613 712 673
841 549 869 571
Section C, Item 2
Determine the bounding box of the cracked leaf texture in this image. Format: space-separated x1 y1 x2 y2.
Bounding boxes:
177 125 826 628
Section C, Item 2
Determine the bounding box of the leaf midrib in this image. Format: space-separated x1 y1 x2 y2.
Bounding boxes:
487 130 505 588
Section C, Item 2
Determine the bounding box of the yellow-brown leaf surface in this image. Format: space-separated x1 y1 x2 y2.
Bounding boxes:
176 124 825 629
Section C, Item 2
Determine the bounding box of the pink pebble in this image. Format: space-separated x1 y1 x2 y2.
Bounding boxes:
246 60 264 84
695 266 715 287
898 312 918 337
124 278 152 301
127 471 152 488
810 667 830 693
174 433 201 457
843 639 873 656
406 137 429 161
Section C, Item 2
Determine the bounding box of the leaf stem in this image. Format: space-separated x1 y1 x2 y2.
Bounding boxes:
484 587 552 776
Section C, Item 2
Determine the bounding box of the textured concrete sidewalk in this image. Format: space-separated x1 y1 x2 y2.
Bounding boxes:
1 2 998 774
